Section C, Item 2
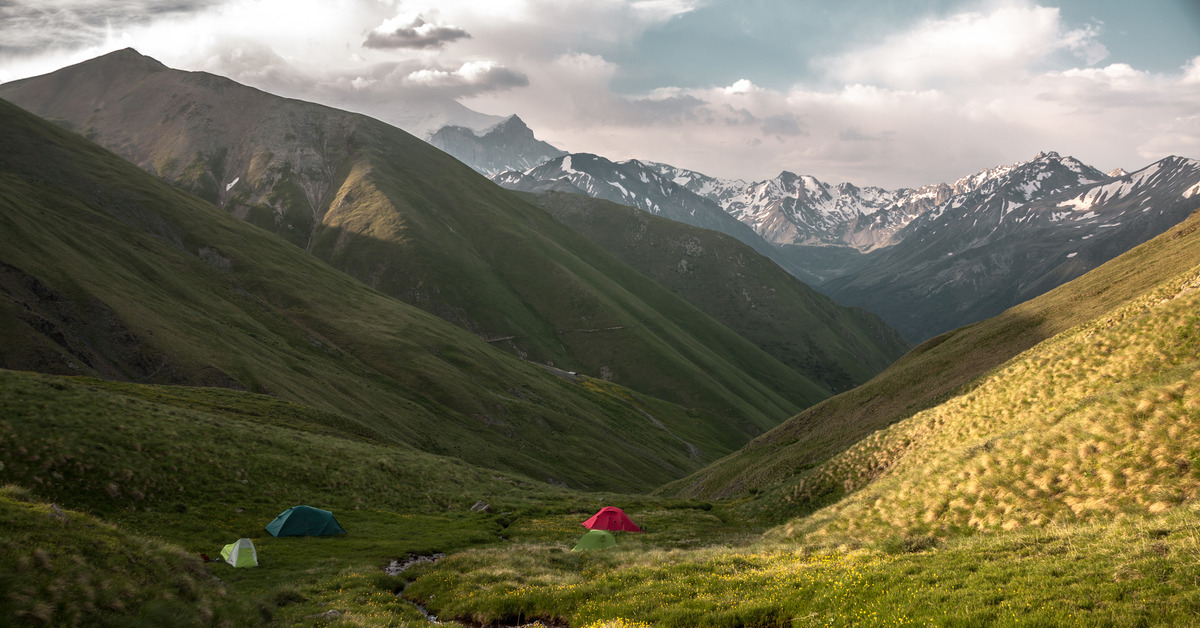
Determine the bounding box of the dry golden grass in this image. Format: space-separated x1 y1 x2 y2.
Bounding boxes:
771 267 1200 544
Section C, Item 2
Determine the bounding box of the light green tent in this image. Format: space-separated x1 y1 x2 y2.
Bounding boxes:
571 529 616 552
220 538 258 568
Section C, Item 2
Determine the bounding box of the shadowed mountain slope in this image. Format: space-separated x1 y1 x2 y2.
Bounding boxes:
665 204 1200 507
0 96 771 491
0 48 849 433
524 191 910 394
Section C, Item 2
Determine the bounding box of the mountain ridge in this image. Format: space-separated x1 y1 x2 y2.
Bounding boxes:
0 94 762 490
489 138 1199 342
0 49 919 455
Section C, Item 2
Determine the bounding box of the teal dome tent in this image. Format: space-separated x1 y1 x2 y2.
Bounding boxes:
265 505 347 537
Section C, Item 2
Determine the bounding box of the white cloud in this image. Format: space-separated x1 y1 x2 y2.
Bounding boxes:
1182 56 1200 85
821 2 1107 90
722 79 758 96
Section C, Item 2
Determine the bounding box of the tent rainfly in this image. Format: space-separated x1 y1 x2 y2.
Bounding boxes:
581 506 642 532
572 529 617 552
220 538 258 568
264 505 347 537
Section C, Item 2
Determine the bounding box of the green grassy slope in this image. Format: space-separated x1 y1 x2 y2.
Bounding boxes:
0 368 544 626
0 48 836 432
0 368 717 626
0 369 576 519
1 485 259 626
527 190 910 395
0 96 751 492
8 242 1200 626
665 207 1200 505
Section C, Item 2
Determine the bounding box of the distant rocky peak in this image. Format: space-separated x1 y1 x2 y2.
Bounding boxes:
950 151 1104 198
427 113 565 176
486 114 534 140
1108 167 1128 178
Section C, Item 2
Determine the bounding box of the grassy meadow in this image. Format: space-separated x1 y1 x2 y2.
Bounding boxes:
405 505 1200 627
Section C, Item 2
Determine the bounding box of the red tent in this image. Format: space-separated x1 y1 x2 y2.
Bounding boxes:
581 506 642 532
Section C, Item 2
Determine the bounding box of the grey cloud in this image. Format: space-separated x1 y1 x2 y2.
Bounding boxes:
619 94 706 125
760 114 806 137
839 127 880 142
717 104 757 127
363 16 471 50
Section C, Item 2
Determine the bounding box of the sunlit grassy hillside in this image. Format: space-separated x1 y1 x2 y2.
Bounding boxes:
772 257 1200 544
666 207 1200 505
405 504 1200 626
7 207 1200 625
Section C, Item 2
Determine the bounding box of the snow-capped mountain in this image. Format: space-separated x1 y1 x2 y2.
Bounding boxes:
495 153 753 241
427 115 566 177
821 153 1200 342
650 155 1110 254
652 162 953 252
485 121 1199 343
494 153 814 279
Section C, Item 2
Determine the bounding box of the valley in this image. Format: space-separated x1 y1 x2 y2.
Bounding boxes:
2 45 1200 628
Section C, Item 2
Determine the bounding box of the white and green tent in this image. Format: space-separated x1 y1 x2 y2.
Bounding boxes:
220 538 258 568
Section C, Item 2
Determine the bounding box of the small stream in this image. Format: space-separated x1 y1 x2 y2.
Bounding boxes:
387 554 445 623
387 554 564 627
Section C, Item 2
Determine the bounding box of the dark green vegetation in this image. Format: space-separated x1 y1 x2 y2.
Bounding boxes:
526 191 909 394
0 95 754 492
1 484 258 626
0 368 729 626
0 48 908 432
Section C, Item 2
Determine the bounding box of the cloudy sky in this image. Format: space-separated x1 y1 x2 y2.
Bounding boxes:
1 0 1198 188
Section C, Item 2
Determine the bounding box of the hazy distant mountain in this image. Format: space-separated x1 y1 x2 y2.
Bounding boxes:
0 48 907 439
427 115 566 176
376 95 507 139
